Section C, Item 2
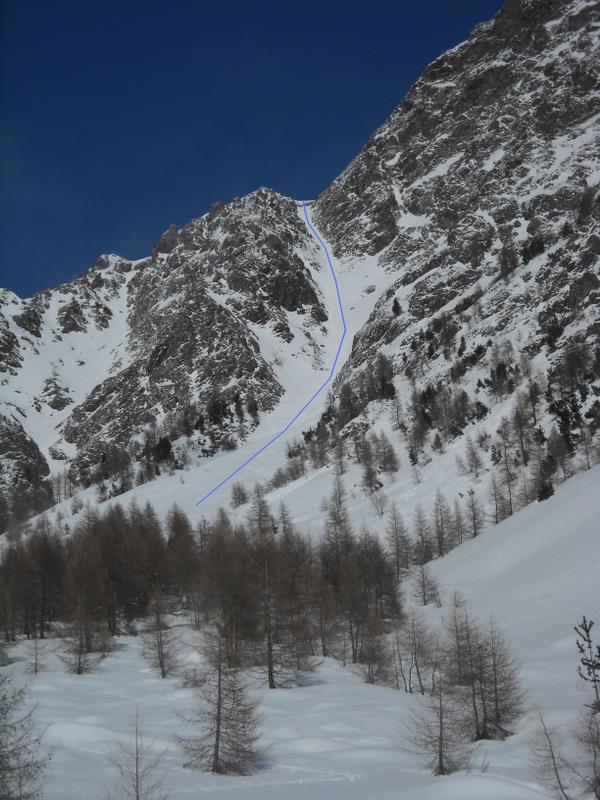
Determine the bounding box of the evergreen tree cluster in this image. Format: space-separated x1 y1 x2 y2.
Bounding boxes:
0 468 543 789
0 484 400 691
408 596 524 775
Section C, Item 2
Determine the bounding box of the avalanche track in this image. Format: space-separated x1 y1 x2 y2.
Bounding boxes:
194 203 347 506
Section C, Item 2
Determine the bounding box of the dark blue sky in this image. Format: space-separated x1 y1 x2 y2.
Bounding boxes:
1 0 504 297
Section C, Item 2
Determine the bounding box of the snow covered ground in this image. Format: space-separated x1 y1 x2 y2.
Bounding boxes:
7 466 599 799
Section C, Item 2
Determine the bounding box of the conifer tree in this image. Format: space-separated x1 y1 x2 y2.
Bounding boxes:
178 634 261 775
230 482 249 508
496 417 515 516
385 504 411 581
379 432 399 473
106 709 167 800
273 504 317 679
0 672 47 799
415 565 441 607
533 616 600 800
409 663 471 775
484 618 524 737
444 604 523 741
359 614 391 685
532 711 571 800
466 488 484 538
575 616 600 711
413 504 433 565
431 489 451 557
450 498 465 547
464 434 483 478
361 437 379 493
395 611 435 695
247 487 288 688
143 591 177 679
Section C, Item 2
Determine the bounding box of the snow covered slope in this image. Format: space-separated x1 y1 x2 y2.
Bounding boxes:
431 465 600 719
6 465 599 800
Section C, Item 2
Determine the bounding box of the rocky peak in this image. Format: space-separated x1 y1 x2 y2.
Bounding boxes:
314 0 598 260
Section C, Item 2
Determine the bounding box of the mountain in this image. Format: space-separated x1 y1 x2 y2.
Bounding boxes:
313 0 600 387
1 0 599 526
2 3 600 798
0 190 335 514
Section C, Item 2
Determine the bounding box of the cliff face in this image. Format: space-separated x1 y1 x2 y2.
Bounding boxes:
1 0 599 515
313 0 599 386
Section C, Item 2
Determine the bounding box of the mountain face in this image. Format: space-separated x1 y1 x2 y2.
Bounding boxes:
1 0 599 519
313 0 600 386
0 190 332 509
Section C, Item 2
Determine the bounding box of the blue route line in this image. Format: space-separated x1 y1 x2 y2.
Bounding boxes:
195 203 347 507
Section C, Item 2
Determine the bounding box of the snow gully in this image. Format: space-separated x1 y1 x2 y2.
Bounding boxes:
194 203 347 507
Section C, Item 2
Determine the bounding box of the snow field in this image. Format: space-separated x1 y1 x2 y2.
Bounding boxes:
7 466 599 798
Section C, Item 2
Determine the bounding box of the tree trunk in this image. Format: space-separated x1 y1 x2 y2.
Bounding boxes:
212 652 222 772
